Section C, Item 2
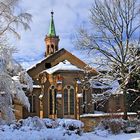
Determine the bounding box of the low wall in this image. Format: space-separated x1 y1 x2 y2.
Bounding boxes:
80 112 137 132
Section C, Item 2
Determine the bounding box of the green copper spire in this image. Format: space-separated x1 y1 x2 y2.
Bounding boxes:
48 11 56 37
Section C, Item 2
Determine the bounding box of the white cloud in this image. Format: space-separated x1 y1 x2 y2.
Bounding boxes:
11 0 93 68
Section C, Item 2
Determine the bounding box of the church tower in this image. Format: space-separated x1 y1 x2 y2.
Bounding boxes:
45 11 59 57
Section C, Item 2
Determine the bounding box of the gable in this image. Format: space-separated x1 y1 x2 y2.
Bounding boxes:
27 48 98 78
41 60 84 74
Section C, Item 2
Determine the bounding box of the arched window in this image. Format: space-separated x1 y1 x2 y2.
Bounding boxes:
50 44 54 54
55 45 58 51
64 88 68 115
47 45 50 54
29 95 36 113
64 86 75 115
49 85 57 115
70 88 74 115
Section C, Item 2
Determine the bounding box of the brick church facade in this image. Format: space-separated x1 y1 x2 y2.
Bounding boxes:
14 12 124 120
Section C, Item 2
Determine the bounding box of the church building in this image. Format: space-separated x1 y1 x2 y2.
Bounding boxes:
14 12 124 120
14 12 98 120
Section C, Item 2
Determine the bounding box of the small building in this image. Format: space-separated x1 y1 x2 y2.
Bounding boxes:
91 81 124 113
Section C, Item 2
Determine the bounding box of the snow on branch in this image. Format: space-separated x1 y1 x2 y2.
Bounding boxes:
19 71 33 92
0 45 33 123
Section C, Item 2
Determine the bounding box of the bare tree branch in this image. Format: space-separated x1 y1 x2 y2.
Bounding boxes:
76 0 140 120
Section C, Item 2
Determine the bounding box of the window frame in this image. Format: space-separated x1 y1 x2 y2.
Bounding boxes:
48 85 57 115
63 85 75 116
29 94 36 113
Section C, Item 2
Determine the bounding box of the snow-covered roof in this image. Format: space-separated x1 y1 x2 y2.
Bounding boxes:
90 79 120 94
26 57 46 71
91 81 111 89
42 60 84 74
26 49 65 71
107 80 120 94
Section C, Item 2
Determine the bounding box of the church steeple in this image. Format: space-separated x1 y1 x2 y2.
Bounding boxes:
48 11 56 37
45 11 59 57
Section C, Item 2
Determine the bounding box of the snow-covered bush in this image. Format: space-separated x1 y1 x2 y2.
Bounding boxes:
17 117 46 131
44 118 84 135
43 118 58 128
124 127 136 134
107 119 125 134
57 119 84 136
5 117 84 136
96 119 126 134
124 119 140 133
57 119 84 129
95 118 140 135
0 118 6 125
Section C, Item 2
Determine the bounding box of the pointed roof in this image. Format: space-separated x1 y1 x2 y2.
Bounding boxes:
48 11 56 37
27 48 98 78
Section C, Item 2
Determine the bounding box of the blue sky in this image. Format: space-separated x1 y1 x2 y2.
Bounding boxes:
12 0 93 68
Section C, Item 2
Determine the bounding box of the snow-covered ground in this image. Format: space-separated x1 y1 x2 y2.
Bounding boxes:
0 127 140 140
82 133 140 140
0 117 140 140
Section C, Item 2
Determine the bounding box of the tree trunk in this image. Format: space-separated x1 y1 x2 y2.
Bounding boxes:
123 88 128 120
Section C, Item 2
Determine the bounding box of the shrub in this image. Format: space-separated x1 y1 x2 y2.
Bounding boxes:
124 119 140 133
1 117 84 136
42 118 58 128
96 118 140 134
97 119 126 134
17 116 46 130
57 119 84 136
107 119 125 134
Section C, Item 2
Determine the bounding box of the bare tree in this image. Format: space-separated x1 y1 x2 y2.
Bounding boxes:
77 0 140 119
0 0 32 39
